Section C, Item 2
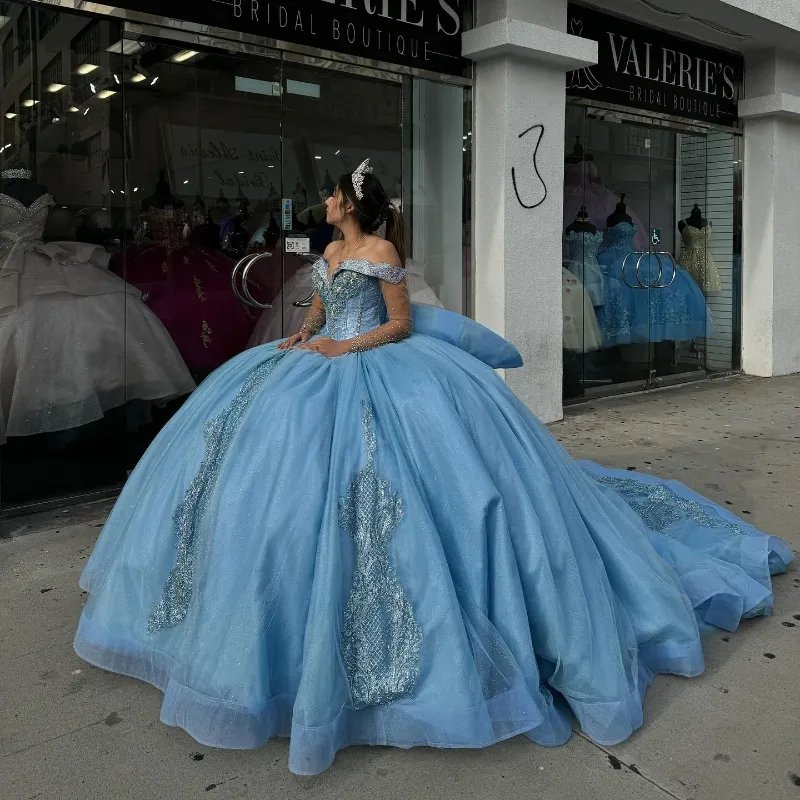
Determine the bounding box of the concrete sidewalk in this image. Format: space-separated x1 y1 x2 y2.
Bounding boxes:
1 374 798 800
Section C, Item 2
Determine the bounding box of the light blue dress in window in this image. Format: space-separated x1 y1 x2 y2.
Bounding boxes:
597 222 712 344
75 257 791 775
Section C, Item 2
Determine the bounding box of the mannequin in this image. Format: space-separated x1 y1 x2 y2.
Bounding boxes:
141 170 183 212
0 160 48 206
565 137 586 165
678 204 708 233
565 206 597 236
606 194 633 228
564 206 606 309
221 190 252 260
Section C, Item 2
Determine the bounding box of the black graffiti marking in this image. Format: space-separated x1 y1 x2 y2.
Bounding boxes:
511 124 547 210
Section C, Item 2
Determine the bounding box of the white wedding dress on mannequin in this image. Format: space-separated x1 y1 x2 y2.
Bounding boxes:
0 189 195 441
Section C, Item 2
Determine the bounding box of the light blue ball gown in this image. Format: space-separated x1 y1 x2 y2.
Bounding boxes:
596 222 712 345
75 256 792 775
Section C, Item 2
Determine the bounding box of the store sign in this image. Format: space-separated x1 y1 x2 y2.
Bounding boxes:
566 3 742 124
113 0 468 76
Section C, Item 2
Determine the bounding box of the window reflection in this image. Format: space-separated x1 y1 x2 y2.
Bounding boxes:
0 5 469 508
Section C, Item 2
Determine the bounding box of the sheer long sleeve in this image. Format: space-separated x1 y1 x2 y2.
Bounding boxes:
344 278 413 353
299 294 326 336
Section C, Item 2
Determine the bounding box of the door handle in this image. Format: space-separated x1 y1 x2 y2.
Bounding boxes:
231 252 273 309
293 291 314 308
620 251 677 289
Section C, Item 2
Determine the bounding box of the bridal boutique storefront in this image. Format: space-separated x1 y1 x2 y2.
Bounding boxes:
560 4 744 400
468 0 800 424
0 0 471 510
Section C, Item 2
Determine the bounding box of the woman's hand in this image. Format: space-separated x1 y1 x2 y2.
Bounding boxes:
294 337 348 358
278 331 309 350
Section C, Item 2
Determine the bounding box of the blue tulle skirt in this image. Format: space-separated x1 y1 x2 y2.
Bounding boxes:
596 249 712 345
75 334 792 775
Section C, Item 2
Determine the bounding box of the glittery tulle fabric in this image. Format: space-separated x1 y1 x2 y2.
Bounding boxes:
75 267 792 775
597 222 712 344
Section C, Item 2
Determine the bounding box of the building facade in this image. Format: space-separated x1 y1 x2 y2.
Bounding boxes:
0 0 798 511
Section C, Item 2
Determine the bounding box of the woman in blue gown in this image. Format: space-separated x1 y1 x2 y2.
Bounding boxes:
75 160 793 776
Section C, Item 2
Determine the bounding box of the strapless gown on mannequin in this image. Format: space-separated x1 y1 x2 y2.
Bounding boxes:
248 257 444 347
0 193 195 441
597 223 712 344
111 209 258 375
564 230 605 307
678 224 721 292
75 256 791 776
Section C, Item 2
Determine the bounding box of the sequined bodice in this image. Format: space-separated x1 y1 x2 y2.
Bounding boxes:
143 207 186 249
680 224 708 251
565 231 603 265
603 222 636 252
0 193 53 250
312 257 406 341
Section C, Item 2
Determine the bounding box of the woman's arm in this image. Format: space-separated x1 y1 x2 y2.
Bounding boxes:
299 293 326 337
342 277 412 353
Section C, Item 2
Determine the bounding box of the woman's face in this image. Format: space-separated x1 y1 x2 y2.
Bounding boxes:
325 187 348 227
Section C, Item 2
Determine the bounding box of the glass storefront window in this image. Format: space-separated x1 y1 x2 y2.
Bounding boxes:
0 3 470 511
563 103 742 400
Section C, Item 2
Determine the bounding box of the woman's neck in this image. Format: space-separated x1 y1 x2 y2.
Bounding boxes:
339 219 366 250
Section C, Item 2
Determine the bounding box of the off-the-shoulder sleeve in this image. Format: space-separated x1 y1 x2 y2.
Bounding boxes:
345 275 412 353
341 259 406 285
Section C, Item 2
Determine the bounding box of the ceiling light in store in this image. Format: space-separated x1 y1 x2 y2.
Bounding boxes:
22 99 39 108
89 82 97 94
150 76 159 86
68 105 80 113
131 72 147 83
77 62 99 76
83 108 90 116
52 116 60 123
106 39 145 56
171 50 199 63
47 82 67 93
234 76 280 97
4 111 16 119
133 187 139 192
286 79 320 98
113 73 121 85
314 156 321 160
97 89 117 99
183 180 189 184
335 149 341 155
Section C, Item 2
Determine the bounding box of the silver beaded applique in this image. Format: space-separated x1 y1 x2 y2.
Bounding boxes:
148 355 283 633
1 167 33 180
591 474 747 537
340 401 422 709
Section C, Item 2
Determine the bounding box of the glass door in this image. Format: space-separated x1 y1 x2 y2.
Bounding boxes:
563 105 715 399
0 9 466 511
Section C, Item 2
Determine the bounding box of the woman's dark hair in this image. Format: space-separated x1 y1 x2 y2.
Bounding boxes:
337 171 407 265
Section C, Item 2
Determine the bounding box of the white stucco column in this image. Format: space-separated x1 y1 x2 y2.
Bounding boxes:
465 0 596 423
739 50 800 377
